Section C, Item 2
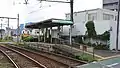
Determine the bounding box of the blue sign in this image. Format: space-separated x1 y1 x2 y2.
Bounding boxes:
20 24 24 34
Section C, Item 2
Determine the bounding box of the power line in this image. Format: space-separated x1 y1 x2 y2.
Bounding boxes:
37 0 70 3
27 2 40 8
28 3 61 14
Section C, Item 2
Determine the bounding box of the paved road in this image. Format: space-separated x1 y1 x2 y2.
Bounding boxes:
77 57 120 68
94 50 120 57
113 63 120 68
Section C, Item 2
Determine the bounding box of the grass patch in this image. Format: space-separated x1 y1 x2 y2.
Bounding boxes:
0 39 13 42
75 53 98 62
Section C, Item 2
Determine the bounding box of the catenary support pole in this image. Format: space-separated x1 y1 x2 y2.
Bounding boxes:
7 18 9 40
1 23 2 39
70 0 74 45
17 14 19 43
116 0 120 52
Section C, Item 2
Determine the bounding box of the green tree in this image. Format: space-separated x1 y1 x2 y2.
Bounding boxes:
101 31 110 40
85 21 97 43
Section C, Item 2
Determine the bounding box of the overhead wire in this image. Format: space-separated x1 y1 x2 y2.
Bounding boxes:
28 3 59 14
12 0 59 14
13 0 69 14
26 0 70 14
13 0 70 19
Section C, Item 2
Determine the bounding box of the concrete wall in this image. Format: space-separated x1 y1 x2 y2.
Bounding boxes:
83 38 108 45
109 21 120 50
62 20 111 36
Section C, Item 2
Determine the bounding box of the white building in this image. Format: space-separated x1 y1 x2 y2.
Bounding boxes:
64 8 120 50
64 8 117 36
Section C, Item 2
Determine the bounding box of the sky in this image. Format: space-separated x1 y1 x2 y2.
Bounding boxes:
0 0 102 29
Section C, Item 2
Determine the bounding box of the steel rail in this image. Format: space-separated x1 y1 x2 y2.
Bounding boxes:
0 45 47 68
5 45 71 67
8 44 86 67
0 50 19 68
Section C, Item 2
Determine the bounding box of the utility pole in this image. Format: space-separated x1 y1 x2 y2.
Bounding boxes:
116 0 120 52
1 23 2 39
17 14 20 43
70 0 73 22
8 19 9 37
70 0 73 45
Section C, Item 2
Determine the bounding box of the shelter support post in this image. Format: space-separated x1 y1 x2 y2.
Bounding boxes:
58 26 60 38
58 26 60 43
46 28 48 42
41 28 44 42
61 26 63 33
50 27 52 43
69 25 72 45
44 28 45 42
38 29 40 42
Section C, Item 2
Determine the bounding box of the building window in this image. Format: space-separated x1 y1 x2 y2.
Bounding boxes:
88 13 97 21
37 32 39 34
65 15 68 18
75 13 77 16
66 15 70 20
103 13 114 20
27 31 29 34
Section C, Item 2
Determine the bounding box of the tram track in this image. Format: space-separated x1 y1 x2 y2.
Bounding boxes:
0 50 16 68
7 44 86 68
0 45 46 68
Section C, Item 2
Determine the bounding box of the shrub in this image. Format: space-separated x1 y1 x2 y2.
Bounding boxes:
4 36 13 41
87 42 92 46
92 43 96 47
94 44 109 50
23 36 33 42
86 42 109 50
75 54 97 62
